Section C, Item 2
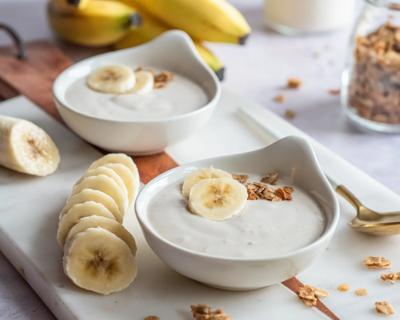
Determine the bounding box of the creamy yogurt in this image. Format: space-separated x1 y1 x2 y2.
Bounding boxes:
65 71 208 121
148 176 326 259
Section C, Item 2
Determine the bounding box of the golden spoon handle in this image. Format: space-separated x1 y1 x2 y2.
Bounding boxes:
335 185 362 210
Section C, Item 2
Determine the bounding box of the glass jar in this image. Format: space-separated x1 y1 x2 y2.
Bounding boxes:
342 0 400 132
263 0 356 35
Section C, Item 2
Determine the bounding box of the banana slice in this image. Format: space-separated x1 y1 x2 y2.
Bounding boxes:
66 215 137 255
87 65 135 94
0 115 60 176
63 227 137 295
89 153 140 202
57 201 115 248
80 166 128 200
59 189 120 221
133 70 154 94
72 175 127 221
188 177 247 221
182 168 232 198
101 163 136 205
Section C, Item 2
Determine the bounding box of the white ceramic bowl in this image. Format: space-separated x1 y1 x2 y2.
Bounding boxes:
53 31 221 155
136 136 339 290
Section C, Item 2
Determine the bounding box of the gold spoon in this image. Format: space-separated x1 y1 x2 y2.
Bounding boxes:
238 107 400 236
336 185 400 236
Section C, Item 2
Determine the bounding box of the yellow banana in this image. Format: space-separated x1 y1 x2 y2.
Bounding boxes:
50 0 90 11
48 0 141 47
122 0 250 44
115 13 225 80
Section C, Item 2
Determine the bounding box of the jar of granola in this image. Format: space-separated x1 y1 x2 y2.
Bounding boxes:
342 1 400 132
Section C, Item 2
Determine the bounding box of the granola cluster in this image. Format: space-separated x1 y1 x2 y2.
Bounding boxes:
233 171 294 202
348 23 400 124
190 304 231 320
381 272 400 283
375 301 395 316
363 256 391 269
297 285 328 307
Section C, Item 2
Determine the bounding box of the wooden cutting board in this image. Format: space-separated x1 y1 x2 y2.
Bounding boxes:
0 41 338 320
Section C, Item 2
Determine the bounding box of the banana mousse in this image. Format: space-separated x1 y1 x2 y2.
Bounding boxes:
65 64 208 121
148 168 326 259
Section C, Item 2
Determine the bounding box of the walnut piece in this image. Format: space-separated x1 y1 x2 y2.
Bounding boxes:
297 285 328 307
381 272 400 283
261 171 279 185
287 77 302 89
190 304 231 320
364 256 391 269
232 174 248 184
337 283 350 292
375 301 395 315
354 288 368 296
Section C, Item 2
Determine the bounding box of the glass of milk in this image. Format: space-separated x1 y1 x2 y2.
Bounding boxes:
264 0 357 34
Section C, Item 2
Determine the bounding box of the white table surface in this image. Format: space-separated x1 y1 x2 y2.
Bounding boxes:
0 0 399 319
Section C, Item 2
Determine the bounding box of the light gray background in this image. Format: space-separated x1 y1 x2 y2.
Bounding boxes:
0 0 398 319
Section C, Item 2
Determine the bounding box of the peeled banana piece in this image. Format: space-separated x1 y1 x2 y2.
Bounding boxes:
59 189 120 221
188 177 248 221
182 168 232 198
48 0 141 47
63 227 137 295
72 175 128 221
128 0 251 44
101 163 136 205
133 70 154 94
66 215 137 255
0 115 60 176
87 65 136 94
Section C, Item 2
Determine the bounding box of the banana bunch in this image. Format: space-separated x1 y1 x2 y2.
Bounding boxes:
0 116 60 176
182 168 248 221
48 0 141 46
58 153 141 295
47 0 250 80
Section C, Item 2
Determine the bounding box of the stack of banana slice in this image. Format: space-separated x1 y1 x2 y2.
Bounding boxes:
57 153 140 295
47 0 252 80
182 168 248 221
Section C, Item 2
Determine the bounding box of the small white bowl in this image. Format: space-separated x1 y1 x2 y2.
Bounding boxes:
53 31 221 155
136 136 339 290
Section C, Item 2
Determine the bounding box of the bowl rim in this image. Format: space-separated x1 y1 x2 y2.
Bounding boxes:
135 136 340 262
53 31 221 124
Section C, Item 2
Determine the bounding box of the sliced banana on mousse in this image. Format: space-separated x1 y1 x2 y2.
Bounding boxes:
188 177 248 221
57 201 115 247
87 65 136 94
0 115 60 176
66 215 137 255
133 70 154 94
63 227 137 295
181 167 232 198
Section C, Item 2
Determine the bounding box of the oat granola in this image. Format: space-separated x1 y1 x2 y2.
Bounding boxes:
232 174 248 184
287 78 302 89
354 288 368 296
190 304 231 320
245 182 293 202
297 285 328 307
363 256 391 269
337 283 350 292
261 171 279 185
348 23 400 124
375 301 395 315
381 272 400 283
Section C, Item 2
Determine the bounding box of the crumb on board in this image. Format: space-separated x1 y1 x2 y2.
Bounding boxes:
190 304 231 320
284 109 296 120
287 77 302 89
274 94 285 103
354 288 368 296
328 88 340 96
375 301 395 316
337 283 350 292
